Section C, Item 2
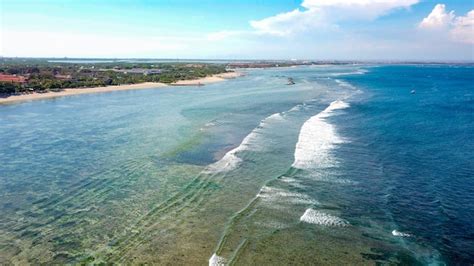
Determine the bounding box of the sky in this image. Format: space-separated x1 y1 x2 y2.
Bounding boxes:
1 0 473 60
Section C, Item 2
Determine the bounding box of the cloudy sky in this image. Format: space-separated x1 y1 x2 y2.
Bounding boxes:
1 0 473 60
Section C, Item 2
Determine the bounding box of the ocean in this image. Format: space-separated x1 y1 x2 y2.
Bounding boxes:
0 64 472 265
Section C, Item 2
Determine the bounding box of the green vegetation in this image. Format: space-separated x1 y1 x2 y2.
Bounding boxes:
0 58 229 94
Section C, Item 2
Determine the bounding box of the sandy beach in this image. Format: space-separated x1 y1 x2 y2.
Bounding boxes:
0 71 242 105
172 71 242 85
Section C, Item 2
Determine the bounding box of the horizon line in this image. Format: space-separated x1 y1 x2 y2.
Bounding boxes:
1 56 474 64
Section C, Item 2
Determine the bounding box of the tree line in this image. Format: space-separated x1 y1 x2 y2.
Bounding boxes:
0 59 228 94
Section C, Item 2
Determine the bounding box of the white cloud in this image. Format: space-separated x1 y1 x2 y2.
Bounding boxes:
250 8 323 36
302 0 419 20
451 10 474 44
419 4 474 44
248 0 419 36
204 1 472 60
419 4 454 29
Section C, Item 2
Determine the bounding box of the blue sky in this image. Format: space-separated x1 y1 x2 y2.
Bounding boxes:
1 0 473 60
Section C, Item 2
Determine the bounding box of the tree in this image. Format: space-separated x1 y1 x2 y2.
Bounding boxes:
6 68 20 75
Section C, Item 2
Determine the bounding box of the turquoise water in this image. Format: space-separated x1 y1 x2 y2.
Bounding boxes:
0 65 473 264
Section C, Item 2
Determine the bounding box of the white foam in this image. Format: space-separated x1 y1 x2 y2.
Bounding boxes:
280 176 299 183
205 152 243 174
307 173 357 185
292 100 349 169
334 79 356 90
300 208 349 227
288 104 304 112
280 176 307 188
205 112 283 174
331 69 368 76
257 186 318 205
209 253 226 266
325 100 350 112
205 121 217 127
392 230 411 237
267 112 284 121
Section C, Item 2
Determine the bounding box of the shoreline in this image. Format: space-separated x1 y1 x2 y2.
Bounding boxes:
0 71 242 105
172 71 242 85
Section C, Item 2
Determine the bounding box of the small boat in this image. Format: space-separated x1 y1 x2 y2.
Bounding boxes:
287 78 295 85
410 90 416 94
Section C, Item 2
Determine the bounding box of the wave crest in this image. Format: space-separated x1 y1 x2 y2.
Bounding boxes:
205 112 284 174
209 253 226 266
292 100 349 169
300 208 349 227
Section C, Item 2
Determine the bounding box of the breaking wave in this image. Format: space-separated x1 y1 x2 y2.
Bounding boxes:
300 208 349 227
204 112 284 174
292 100 350 169
334 79 357 90
208 100 353 265
330 69 368 76
392 230 411 237
257 186 318 205
209 253 226 266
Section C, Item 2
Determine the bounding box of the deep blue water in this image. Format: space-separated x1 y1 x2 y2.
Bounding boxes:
338 65 474 264
0 64 473 264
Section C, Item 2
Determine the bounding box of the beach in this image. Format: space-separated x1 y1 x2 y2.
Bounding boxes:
0 71 242 104
172 71 242 85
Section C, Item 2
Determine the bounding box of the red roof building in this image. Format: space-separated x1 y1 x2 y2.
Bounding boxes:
0 74 27 84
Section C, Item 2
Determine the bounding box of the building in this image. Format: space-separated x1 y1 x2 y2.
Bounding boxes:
0 74 27 84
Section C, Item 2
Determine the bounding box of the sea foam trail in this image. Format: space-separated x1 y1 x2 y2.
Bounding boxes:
300 208 349 227
292 100 349 169
204 112 284 174
330 69 368 76
257 186 318 205
334 79 356 90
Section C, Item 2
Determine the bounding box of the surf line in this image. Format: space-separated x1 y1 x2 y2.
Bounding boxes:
204 112 284 174
209 100 351 265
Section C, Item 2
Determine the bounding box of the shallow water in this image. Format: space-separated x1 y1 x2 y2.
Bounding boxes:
0 65 473 265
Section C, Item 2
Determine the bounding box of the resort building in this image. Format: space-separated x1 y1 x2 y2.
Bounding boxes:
0 74 27 84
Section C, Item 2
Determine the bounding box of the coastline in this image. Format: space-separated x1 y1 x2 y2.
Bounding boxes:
0 71 242 105
172 71 242 85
